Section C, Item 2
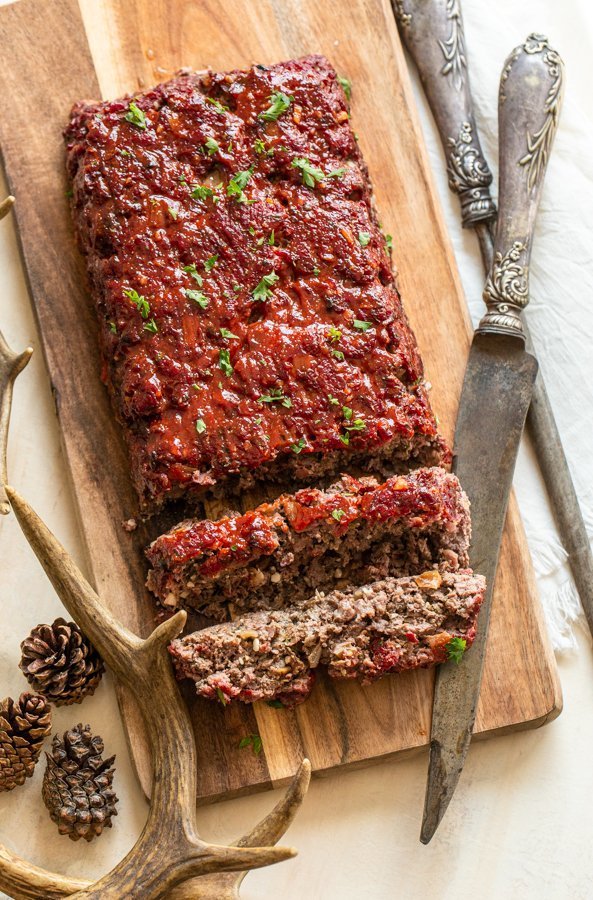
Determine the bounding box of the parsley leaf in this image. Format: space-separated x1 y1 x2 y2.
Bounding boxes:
143 318 158 334
251 271 279 303
204 136 219 155
353 319 373 332
227 166 254 203
332 509 345 522
254 138 266 154
219 348 233 376
446 637 467 664
238 733 263 755
268 230 275 245
124 101 146 129
291 436 307 454
191 185 214 201
342 406 353 421
195 418 207 434
346 417 366 432
216 687 229 706
204 254 219 272
331 349 345 361
220 327 238 339
258 388 291 408
338 75 352 101
327 326 342 342
358 231 371 247
291 157 326 188
108 321 117 334
260 91 292 122
385 233 393 250
167 205 178 220
207 97 228 114
185 289 209 309
327 167 346 179
182 264 203 287
124 288 150 319
339 432 350 446
328 395 340 405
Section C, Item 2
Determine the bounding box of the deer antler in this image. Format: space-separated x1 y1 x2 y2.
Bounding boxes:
0 196 33 515
0 195 310 900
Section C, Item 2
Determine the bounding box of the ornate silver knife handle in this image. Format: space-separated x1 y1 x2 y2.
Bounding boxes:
393 0 497 228
479 34 564 337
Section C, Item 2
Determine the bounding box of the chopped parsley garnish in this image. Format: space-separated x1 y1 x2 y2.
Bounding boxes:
124 101 146 129
182 264 203 286
260 91 292 122
332 509 345 522
195 418 207 434
353 319 373 332
268 230 275 245
446 637 467 664
339 432 350 446
143 318 158 334
258 388 292 408
291 436 307 454
327 167 346 179
346 417 366 432
119 149 131 158
167 205 178 220
328 395 340 405
207 97 228 114
291 157 326 188
219 348 233 376
338 75 352 101
204 136 219 155
233 284 241 292
313 267 321 276
204 254 219 272
185 289 208 309
331 349 345 361
227 166 254 203
358 231 371 247
254 416 263 425
123 288 150 319
385 233 393 250
254 138 266 154
216 687 229 706
108 321 117 334
239 733 263 755
220 328 238 339
191 185 214 201
327 326 342 342
251 271 279 303
343 406 353 420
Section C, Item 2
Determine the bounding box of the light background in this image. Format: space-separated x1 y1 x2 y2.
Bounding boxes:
0 0 592 897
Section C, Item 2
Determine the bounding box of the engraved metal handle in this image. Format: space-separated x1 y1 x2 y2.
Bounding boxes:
479 34 564 338
393 0 497 228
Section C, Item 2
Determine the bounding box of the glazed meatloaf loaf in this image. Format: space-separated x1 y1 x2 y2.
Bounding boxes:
65 54 448 510
169 570 485 706
146 467 470 619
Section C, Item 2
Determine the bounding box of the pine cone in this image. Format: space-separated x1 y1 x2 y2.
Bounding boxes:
43 723 118 842
0 692 52 792
19 618 104 706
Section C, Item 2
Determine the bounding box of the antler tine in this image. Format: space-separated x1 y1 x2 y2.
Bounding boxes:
0 845 89 900
4 484 142 666
237 758 312 848
0 196 34 515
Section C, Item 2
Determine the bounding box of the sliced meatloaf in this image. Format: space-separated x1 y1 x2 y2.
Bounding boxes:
169 570 485 706
146 466 470 619
65 54 447 511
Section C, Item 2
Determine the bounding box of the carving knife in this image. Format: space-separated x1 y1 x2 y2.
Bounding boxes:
418 37 563 843
394 1 593 644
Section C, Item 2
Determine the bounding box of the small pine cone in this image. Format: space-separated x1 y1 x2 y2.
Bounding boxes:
19 618 104 706
42 723 118 842
0 692 52 792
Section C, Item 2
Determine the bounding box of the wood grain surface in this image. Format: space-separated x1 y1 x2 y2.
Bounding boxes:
0 0 561 804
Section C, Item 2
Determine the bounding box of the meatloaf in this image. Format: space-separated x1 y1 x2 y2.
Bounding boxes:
169 570 485 706
65 54 448 510
147 466 470 619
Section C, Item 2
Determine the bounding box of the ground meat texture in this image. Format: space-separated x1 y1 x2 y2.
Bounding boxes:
65 54 448 511
146 467 470 619
169 570 485 706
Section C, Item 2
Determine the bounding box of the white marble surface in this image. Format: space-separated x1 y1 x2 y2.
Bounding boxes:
1 0 593 897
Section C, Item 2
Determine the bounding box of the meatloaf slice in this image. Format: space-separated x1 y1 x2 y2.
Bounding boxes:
146 466 470 619
169 570 485 706
65 54 447 511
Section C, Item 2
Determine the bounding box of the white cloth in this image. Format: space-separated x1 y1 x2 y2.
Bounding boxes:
0 1 592 898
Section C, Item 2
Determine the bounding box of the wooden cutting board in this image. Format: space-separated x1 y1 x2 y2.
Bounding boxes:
0 0 561 804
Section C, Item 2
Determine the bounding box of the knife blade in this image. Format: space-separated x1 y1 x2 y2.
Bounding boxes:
420 34 563 844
